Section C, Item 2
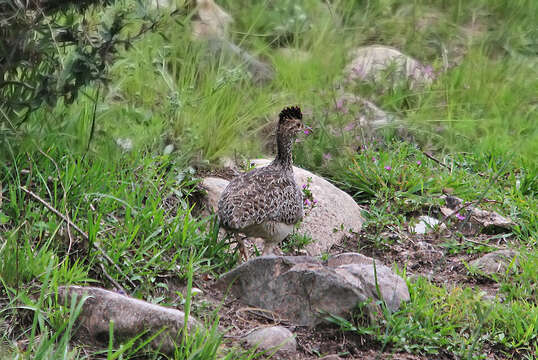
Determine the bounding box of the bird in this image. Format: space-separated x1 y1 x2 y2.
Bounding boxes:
218 106 305 258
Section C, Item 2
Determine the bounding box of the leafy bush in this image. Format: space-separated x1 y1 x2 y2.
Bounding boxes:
0 0 166 130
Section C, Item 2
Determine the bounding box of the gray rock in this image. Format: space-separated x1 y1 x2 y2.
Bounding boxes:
440 196 515 235
334 93 395 129
217 255 409 326
217 256 366 326
411 215 446 234
325 252 374 268
191 0 273 84
344 45 435 88
191 0 233 40
469 250 520 275
200 177 229 215
58 286 202 355
162 144 174 155
116 138 133 152
202 160 363 256
244 326 296 357
336 262 410 312
468 207 515 232
148 0 176 10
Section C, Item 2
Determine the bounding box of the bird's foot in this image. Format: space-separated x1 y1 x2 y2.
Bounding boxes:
239 242 249 262
261 243 278 256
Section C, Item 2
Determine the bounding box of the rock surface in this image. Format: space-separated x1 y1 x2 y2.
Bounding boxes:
344 45 435 88
116 138 133 152
244 326 297 357
441 195 515 234
191 0 273 83
58 286 201 355
325 252 374 268
149 0 176 10
201 159 363 256
191 0 233 40
334 92 395 129
411 215 446 234
335 263 409 312
200 177 229 215
217 254 409 326
469 250 520 275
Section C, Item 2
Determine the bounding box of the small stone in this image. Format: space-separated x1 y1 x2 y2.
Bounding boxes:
191 287 203 296
319 355 342 360
116 138 133 152
440 195 515 234
412 215 446 234
469 250 520 275
200 177 229 214
244 326 296 356
163 144 174 155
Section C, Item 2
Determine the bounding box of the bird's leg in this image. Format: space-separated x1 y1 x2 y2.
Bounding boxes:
262 241 276 256
235 233 249 262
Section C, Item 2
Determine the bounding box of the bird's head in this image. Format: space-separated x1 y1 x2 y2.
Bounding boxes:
278 106 304 137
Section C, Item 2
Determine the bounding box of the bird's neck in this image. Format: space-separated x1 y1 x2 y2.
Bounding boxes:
274 130 294 170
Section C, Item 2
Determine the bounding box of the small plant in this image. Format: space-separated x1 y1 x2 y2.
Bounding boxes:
301 177 318 215
281 232 313 254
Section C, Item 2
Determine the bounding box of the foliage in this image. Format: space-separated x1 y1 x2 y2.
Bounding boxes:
0 0 168 131
0 0 536 358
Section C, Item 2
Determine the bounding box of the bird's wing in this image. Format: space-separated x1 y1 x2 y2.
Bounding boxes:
268 178 304 225
218 167 303 229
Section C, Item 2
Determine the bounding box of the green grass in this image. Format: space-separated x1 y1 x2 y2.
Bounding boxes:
327 276 538 358
1 0 537 358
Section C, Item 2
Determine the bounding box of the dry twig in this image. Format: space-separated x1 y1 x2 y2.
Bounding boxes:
421 150 453 171
20 186 135 289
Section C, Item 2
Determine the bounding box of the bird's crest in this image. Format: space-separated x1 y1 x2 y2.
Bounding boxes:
279 106 302 123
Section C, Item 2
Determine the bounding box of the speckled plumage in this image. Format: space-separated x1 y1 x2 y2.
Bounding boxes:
218 106 304 254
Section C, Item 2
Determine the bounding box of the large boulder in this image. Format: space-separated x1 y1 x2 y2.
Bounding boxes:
344 45 435 88
58 286 202 355
216 254 409 326
201 159 364 256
